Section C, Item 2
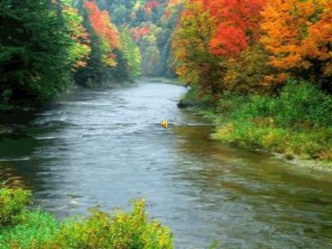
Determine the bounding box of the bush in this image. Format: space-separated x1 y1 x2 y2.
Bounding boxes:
214 80 332 160
0 210 59 249
216 94 249 117
45 200 173 249
0 188 31 227
231 80 332 128
273 81 332 127
0 188 173 249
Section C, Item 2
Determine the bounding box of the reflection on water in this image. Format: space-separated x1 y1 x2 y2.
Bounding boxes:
0 163 26 188
174 126 332 248
0 79 331 249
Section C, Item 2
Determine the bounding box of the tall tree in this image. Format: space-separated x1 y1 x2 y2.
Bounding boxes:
0 0 79 104
171 0 225 99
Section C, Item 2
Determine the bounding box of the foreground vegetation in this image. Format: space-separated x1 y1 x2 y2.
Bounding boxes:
0 188 173 249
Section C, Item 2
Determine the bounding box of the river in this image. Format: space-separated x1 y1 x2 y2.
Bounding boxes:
0 79 331 248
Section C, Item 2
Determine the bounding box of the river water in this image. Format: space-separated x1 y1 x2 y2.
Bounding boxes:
0 79 331 248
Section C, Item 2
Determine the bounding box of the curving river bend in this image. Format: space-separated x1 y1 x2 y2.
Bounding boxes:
1 79 332 249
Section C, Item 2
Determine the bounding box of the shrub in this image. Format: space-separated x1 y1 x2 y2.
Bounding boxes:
0 188 31 227
46 200 173 249
273 80 332 127
232 80 332 128
0 188 173 249
214 80 332 160
0 210 59 249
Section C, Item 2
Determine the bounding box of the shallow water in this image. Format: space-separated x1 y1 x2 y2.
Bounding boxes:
1 79 331 248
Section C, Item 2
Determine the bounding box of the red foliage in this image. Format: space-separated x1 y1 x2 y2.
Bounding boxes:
168 0 182 6
211 25 248 55
132 26 150 41
85 1 120 49
146 0 159 9
204 0 266 56
145 0 159 14
164 9 171 20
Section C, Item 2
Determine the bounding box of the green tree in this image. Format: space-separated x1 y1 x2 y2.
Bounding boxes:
119 29 142 80
0 0 75 105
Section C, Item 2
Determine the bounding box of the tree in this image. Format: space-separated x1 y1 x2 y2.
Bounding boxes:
171 0 225 100
260 0 332 87
206 0 266 56
0 0 77 104
62 0 91 70
85 1 120 67
119 29 142 79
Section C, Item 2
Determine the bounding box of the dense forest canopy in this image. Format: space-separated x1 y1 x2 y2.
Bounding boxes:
0 0 331 107
1 0 180 106
172 0 332 97
96 0 181 76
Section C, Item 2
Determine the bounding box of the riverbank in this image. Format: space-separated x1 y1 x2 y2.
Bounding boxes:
179 82 332 171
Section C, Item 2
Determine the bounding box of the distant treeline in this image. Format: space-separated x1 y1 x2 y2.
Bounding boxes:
92 0 181 77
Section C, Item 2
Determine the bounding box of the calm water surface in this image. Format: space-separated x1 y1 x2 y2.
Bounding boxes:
0 79 332 248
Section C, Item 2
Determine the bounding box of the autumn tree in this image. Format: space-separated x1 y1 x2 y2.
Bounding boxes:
85 1 120 67
206 0 266 56
117 29 142 80
222 44 274 94
200 0 271 94
171 0 226 100
62 0 91 70
260 0 332 89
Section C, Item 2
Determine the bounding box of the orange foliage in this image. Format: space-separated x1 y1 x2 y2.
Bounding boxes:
172 0 331 95
260 0 332 75
85 1 120 49
85 1 121 67
171 0 226 97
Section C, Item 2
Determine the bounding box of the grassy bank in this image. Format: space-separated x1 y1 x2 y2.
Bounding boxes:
182 81 332 164
0 188 173 249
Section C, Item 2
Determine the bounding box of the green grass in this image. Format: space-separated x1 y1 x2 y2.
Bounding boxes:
212 80 332 161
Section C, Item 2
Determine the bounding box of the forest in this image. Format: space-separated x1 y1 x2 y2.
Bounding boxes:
0 0 181 107
1 0 332 248
172 0 332 161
